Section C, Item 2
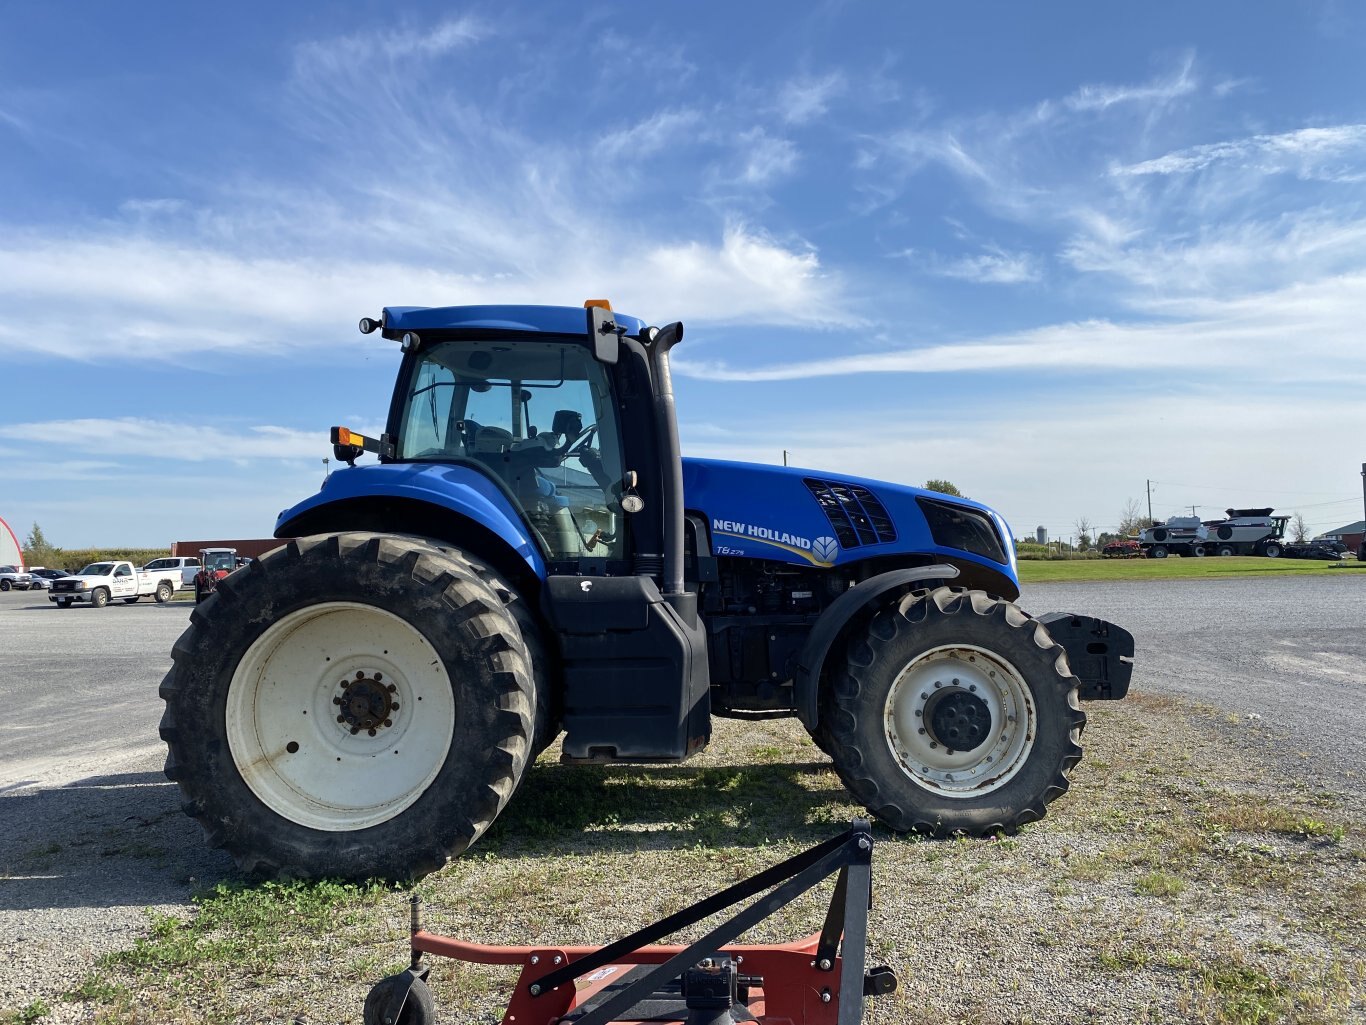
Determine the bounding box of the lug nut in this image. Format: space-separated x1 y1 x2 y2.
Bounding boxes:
387 684 397 693
374 672 382 681
336 715 345 723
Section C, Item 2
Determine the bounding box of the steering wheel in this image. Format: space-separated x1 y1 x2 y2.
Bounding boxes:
562 424 599 460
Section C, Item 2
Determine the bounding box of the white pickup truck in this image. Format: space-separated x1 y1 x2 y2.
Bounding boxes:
48 561 181 608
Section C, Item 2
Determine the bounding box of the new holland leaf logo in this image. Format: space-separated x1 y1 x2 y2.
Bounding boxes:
812 536 840 562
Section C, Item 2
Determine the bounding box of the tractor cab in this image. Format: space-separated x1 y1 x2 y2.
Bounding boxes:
393 331 631 566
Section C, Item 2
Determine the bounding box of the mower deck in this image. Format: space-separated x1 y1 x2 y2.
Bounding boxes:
364 821 896 1025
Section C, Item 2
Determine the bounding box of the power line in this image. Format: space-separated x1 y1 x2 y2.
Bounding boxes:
1149 479 1354 498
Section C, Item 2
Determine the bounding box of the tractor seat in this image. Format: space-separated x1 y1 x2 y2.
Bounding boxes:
473 426 513 454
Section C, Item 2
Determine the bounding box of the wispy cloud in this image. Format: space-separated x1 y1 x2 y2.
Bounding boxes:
1062 52 1197 112
915 245 1043 285
293 16 487 76
0 418 321 461
776 73 845 124
1112 124 1366 180
676 269 1366 381
737 129 799 185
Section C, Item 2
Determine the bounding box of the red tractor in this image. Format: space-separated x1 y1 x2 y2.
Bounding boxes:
193 548 238 603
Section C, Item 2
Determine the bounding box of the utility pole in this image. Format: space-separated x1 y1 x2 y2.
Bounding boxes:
1359 462 1366 561
783 450 789 467
1147 480 1153 525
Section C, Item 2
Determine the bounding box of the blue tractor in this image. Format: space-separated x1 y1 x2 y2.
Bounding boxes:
160 302 1133 880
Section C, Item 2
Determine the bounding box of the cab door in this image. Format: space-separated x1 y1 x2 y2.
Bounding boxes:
111 564 137 598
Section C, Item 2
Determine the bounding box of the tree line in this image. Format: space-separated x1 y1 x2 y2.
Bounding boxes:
20 523 169 572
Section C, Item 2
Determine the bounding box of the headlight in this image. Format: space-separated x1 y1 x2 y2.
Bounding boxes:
78 581 91 590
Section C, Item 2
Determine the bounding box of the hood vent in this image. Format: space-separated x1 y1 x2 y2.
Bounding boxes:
803 478 897 549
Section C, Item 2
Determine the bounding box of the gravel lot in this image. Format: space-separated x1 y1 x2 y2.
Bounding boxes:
1 577 1363 1024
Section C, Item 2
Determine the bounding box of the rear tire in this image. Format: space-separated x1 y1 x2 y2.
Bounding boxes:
159 532 536 881
1191 545 1206 557
1149 546 1168 559
155 582 174 603
1218 546 1235 557
431 544 556 757
825 587 1084 837
91 588 109 608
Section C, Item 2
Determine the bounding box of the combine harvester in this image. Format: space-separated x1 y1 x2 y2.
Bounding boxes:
1140 508 1290 559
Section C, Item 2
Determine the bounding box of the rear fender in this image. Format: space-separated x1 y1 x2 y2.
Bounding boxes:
793 565 960 731
275 464 548 585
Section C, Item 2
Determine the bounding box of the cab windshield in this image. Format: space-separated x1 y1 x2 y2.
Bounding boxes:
397 340 627 562
79 563 115 576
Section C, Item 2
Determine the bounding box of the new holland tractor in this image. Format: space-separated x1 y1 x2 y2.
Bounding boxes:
160 302 1134 881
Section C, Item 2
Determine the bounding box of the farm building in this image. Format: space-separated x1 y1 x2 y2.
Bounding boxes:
0 515 23 567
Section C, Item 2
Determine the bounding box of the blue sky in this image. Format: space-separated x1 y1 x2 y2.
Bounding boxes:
3 2 1366 549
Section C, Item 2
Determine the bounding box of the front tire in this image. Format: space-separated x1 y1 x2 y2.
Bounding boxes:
159 533 536 880
1263 543 1282 558
0 580 9 591
1218 546 1235 557
1149 546 1168 559
825 587 1084 836
91 588 109 608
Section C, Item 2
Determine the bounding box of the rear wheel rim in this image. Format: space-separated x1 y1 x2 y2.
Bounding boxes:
883 644 1036 796
226 601 456 832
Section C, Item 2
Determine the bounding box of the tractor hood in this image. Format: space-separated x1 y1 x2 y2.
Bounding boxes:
682 457 1018 586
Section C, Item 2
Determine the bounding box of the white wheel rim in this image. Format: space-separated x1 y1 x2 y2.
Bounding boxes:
884 644 1036 797
226 601 456 831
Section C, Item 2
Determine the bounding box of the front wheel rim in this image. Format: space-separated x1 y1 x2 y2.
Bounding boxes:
226 601 456 832
884 644 1036 797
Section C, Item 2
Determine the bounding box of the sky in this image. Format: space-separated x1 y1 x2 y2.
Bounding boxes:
3 2 1366 550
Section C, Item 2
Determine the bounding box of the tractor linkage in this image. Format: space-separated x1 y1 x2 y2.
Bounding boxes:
363 820 896 1025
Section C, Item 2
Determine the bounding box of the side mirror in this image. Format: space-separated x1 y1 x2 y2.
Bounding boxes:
333 443 364 466
587 305 621 364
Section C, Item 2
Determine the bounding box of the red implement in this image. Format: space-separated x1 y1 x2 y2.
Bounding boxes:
363 821 896 1025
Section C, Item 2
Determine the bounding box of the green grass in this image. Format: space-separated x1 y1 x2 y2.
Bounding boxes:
1017 555 1354 583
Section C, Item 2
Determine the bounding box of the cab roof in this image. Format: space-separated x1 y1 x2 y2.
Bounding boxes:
382 304 648 337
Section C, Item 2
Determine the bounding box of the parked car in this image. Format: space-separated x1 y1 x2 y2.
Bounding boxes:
0 565 34 591
142 556 201 590
26 567 70 590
